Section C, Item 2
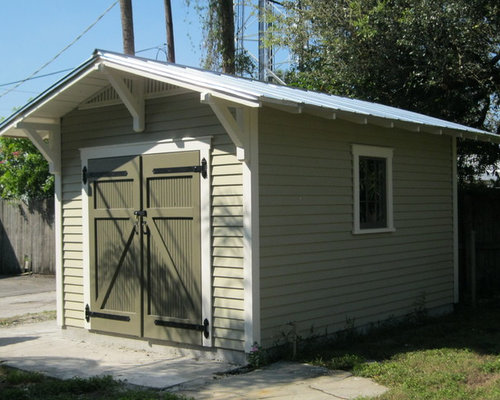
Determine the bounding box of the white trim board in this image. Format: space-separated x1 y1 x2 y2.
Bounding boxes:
243 109 260 352
54 172 64 327
80 136 212 347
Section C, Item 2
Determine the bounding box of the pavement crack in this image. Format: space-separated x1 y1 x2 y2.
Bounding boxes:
309 384 349 399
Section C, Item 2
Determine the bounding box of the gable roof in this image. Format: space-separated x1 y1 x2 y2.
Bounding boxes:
1 49 498 143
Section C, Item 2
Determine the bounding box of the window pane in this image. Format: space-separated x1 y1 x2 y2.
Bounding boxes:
359 156 387 229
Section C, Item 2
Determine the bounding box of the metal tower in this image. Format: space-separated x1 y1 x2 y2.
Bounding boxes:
235 0 286 83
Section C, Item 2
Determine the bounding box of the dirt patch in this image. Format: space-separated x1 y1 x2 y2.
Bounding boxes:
0 311 56 328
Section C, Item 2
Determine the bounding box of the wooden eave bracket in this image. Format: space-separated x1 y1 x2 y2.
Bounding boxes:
99 65 145 132
15 122 61 174
201 92 250 161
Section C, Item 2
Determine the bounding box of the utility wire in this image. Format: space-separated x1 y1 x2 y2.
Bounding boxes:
0 43 168 91
0 68 74 88
0 0 119 100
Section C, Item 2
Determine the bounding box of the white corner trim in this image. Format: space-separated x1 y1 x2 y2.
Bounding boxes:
352 144 394 235
54 172 64 327
243 108 260 352
452 137 459 303
80 136 212 346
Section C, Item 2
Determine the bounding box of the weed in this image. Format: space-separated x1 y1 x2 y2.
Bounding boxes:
248 342 269 368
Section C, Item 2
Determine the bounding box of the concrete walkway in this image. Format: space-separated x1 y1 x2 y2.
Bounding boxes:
174 361 388 399
0 275 388 398
0 320 233 389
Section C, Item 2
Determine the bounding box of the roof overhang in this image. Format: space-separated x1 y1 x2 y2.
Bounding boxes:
1 49 499 144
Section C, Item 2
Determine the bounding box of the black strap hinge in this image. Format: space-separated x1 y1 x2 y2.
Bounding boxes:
85 304 130 323
154 318 210 339
153 158 207 179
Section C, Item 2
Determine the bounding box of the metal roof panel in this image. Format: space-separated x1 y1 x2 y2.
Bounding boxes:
0 49 497 143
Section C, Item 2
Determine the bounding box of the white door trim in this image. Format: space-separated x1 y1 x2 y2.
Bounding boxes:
80 136 212 347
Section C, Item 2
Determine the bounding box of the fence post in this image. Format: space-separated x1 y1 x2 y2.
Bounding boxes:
466 229 477 307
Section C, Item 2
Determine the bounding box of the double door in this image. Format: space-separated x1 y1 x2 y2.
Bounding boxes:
85 151 207 345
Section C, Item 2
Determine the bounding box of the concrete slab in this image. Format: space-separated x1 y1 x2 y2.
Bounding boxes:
174 361 388 399
0 320 234 389
0 320 388 398
0 274 388 398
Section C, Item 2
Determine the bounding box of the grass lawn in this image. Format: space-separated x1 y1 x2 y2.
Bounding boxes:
299 297 500 399
0 366 191 400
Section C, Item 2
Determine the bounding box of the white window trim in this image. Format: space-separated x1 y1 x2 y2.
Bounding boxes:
352 144 395 235
80 136 212 347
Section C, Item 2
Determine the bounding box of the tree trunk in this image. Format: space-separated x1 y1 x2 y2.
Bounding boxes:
220 0 235 74
120 0 135 55
164 0 175 63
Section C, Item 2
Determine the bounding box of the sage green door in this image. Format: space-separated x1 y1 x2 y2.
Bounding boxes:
142 152 202 345
88 155 142 337
87 151 203 345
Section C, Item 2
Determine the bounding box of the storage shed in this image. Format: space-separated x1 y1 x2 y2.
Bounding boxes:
1 50 498 362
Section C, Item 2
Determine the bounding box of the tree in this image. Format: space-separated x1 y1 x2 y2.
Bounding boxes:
189 0 236 73
0 136 54 201
271 0 500 182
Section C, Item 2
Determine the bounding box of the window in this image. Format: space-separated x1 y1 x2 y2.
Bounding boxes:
352 145 394 234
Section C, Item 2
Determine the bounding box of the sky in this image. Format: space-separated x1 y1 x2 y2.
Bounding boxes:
0 1 206 118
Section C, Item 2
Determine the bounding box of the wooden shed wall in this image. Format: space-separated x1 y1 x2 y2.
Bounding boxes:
60 92 245 352
258 108 454 346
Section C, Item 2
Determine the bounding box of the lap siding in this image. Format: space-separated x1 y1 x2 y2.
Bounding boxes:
258 108 454 346
59 94 245 353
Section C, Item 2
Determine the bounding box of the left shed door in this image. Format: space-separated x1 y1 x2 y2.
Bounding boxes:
87 155 142 337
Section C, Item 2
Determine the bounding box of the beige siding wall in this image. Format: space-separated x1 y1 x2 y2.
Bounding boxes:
259 108 454 346
60 92 245 352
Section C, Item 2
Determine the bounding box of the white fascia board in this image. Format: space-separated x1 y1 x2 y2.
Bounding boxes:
99 60 261 109
0 63 98 138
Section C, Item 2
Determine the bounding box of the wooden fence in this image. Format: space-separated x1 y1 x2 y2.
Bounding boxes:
0 198 55 275
459 188 500 302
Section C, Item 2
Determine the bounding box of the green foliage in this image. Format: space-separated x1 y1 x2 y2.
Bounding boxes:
0 137 54 201
272 0 500 181
315 353 365 371
299 298 500 400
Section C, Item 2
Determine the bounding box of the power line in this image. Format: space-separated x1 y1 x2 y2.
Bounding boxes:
0 68 74 88
0 0 119 100
0 43 169 91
